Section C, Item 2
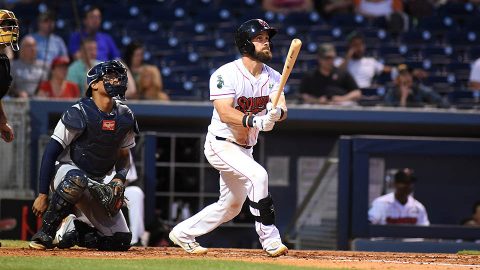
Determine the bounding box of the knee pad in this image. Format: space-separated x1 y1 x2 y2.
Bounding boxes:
97 232 132 251
249 194 275 226
57 169 88 204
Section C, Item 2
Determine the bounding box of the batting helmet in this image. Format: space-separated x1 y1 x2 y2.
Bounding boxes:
235 19 277 57
0 10 19 51
86 60 128 100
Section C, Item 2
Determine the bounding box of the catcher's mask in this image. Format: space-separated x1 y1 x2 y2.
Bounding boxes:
0 9 19 51
86 60 128 100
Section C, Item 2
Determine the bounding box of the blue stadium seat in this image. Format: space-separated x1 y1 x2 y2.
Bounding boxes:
426 75 455 94
448 90 476 108
401 31 432 46
416 15 457 33
422 46 452 66
447 31 478 47
331 14 367 32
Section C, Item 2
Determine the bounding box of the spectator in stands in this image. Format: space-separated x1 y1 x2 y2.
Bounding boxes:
262 0 314 13
336 32 392 89
37 56 79 99
31 11 68 65
385 64 448 107
299 43 361 105
66 38 99 95
353 0 403 18
124 41 145 87
122 42 144 98
10 36 47 98
68 5 120 61
137 65 169 101
315 0 354 19
403 0 436 19
462 201 480 226
369 168 430 226
468 57 480 92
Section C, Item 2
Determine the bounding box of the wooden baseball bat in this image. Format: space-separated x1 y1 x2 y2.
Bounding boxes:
272 38 302 107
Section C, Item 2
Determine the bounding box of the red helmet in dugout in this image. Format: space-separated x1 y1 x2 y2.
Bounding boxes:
235 19 277 57
0 9 19 51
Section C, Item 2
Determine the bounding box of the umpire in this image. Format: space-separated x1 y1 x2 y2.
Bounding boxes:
0 9 19 143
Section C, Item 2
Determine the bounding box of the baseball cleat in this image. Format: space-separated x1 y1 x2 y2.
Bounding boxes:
169 231 208 255
29 231 55 250
264 241 288 257
53 214 76 249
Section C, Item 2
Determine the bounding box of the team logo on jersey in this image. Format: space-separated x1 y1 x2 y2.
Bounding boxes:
102 120 116 131
268 83 274 90
216 75 224 89
235 95 269 114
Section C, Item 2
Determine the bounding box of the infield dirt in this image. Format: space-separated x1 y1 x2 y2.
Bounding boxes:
0 247 479 269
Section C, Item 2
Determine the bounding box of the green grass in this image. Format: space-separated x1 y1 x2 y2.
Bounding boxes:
0 240 344 270
0 257 336 270
458 250 480 255
0 240 29 248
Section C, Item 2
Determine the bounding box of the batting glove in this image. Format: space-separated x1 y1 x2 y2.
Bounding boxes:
253 114 275 131
266 102 282 122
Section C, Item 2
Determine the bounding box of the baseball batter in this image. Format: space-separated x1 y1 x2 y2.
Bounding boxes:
169 19 288 257
29 60 138 251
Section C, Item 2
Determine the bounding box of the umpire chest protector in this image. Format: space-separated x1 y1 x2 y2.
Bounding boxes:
62 97 138 177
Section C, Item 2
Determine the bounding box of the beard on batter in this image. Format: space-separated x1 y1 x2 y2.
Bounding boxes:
253 48 272 63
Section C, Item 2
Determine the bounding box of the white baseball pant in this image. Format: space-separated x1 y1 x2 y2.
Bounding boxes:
172 132 281 248
52 163 129 236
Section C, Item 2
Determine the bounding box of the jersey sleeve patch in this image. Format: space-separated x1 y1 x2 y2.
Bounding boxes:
209 70 236 100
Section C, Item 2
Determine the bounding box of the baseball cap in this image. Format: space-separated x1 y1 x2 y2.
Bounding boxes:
394 168 417 183
51 56 70 68
318 43 336 58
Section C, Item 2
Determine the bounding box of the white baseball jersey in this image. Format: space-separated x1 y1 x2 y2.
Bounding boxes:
208 58 281 147
368 192 430 226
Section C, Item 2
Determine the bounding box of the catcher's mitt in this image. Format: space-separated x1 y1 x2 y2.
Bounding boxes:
89 180 125 217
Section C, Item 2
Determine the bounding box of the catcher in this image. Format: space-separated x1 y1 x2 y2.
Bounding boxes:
0 9 19 143
29 60 138 251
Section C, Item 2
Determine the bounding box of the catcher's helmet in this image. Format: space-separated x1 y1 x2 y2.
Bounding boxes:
86 60 128 100
235 19 277 57
0 10 19 51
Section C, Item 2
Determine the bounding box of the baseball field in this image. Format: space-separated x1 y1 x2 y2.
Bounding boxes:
0 240 479 270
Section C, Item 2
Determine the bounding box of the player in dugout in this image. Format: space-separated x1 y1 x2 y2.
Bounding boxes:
29 60 139 251
369 168 430 226
169 19 289 257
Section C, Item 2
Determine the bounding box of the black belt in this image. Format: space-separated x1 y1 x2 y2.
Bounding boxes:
215 136 252 149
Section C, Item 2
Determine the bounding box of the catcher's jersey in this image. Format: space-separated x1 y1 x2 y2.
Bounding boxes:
208 58 282 146
52 112 135 179
368 192 430 226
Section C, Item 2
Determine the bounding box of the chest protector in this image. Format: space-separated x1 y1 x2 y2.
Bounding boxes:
61 97 138 177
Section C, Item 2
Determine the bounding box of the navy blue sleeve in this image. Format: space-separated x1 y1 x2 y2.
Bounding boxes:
38 139 64 194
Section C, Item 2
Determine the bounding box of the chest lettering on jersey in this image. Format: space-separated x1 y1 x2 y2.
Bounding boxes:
235 96 269 114
386 217 418 224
